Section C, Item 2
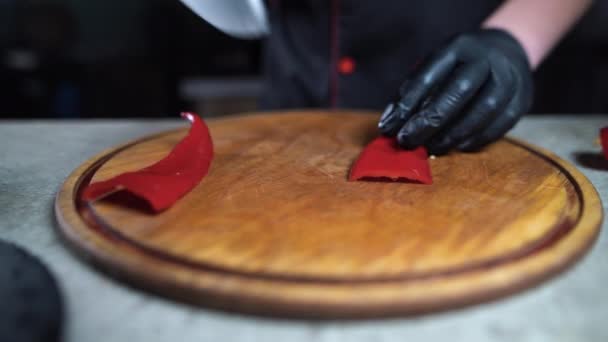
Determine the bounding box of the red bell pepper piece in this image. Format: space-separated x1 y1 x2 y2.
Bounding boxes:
601 127 608 160
81 112 213 212
349 136 432 184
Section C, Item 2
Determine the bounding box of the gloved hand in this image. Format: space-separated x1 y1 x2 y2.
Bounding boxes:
378 29 533 155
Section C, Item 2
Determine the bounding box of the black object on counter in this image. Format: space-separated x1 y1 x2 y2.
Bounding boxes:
0 240 63 342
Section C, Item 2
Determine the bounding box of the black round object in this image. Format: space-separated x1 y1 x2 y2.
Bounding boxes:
0 240 63 342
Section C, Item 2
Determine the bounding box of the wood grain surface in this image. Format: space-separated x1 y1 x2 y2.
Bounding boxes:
55 111 603 318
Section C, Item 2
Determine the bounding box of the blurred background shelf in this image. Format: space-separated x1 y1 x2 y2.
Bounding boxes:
0 0 261 118
179 77 262 117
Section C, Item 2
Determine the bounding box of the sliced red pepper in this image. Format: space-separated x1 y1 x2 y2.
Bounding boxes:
349 136 432 184
81 112 213 212
601 127 608 160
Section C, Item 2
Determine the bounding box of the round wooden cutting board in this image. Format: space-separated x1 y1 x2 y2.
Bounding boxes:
55 111 603 318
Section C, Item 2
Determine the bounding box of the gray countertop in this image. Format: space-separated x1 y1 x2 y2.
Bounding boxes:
1 115 607 342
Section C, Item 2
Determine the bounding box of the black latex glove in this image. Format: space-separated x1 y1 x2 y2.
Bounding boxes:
378 29 533 155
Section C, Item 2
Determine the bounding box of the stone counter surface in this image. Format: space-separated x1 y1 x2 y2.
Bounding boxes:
1 115 607 342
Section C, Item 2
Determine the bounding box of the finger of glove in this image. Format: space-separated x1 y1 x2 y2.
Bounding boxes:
426 69 515 155
396 61 490 149
378 49 457 136
457 88 526 151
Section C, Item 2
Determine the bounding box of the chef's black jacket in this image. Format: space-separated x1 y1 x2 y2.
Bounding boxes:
260 0 503 110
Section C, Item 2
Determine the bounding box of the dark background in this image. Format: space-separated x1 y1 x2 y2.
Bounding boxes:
1 0 607 119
